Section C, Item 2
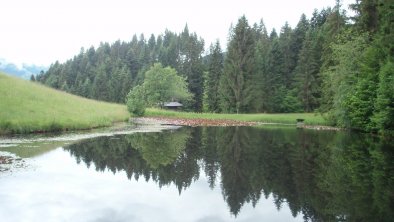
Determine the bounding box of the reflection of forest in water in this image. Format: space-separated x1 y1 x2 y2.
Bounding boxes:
64 127 393 221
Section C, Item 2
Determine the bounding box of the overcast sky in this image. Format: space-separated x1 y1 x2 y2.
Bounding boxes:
1 0 354 67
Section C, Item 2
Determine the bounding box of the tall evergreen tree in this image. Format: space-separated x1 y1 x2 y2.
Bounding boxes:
92 62 110 101
253 19 271 112
148 34 157 63
349 0 379 33
220 16 256 113
371 0 394 133
294 29 322 112
278 22 295 88
290 14 310 78
178 25 205 111
159 30 179 69
265 31 284 112
206 40 223 112
319 5 347 114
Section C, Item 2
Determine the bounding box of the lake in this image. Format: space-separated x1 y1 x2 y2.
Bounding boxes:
0 125 393 222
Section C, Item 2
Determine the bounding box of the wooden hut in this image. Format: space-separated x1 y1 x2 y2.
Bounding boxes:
163 102 183 110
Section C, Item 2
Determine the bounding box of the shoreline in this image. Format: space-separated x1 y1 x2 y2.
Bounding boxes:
0 115 341 137
132 117 342 130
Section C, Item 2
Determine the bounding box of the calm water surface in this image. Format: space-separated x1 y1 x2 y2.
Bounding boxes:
0 126 393 222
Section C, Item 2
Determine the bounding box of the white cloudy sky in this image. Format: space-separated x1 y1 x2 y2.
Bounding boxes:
1 0 355 67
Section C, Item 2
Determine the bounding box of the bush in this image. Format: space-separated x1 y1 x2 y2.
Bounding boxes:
126 86 146 116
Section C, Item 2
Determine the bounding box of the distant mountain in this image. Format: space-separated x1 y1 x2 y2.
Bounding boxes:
0 58 47 79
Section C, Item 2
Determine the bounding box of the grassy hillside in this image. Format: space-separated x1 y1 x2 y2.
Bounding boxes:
146 108 328 126
0 72 129 134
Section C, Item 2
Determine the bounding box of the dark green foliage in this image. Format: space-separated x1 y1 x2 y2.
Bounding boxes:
178 25 205 111
294 29 322 112
350 0 379 33
253 20 271 112
278 22 296 88
206 41 223 112
219 16 256 113
92 63 110 101
265 35 284 112
372 58 394 133
319 0 394 133
321 32 369 127
36 0 393 133
37 27 205 112
290 14 309 63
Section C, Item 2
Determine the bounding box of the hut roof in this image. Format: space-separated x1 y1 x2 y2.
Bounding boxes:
164 102 183 107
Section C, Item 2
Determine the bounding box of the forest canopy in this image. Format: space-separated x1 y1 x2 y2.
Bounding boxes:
37 0 393 133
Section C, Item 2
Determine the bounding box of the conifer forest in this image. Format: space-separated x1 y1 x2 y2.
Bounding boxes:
37 0 393 134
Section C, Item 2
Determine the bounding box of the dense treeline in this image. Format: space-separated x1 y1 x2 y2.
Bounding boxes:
37 26 204 110
37 0 393 133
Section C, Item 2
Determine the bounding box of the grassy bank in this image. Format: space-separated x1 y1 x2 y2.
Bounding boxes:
145 108 328 126
0 73 129 134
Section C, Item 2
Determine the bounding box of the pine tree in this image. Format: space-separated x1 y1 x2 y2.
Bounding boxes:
372 61 394 133
290 14 309 75
253 19 271 112
266 32 284 112
349 0 379 33
278 22 295 88
319 5 347 114
294 29 322 112
206 40 223 112
178 25 205 111
92 63 110 101
159 30 179 69
220 16 256 113
148 34 157 62
81 78 92 98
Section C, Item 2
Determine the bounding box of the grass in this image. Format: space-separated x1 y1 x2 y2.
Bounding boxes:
0 72 130 134
145 108 329 126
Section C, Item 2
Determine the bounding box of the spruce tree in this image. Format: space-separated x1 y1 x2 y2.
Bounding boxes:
220 16 256 113
278 22 295 88
178 25 205 111
206 40 223 112
266 32 284 112
92 63 110 101
291 14 309 62
294 29 322 112
253 19 271 112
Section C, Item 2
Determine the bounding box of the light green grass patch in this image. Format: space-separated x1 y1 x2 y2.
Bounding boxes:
145 108 328 125
0 73 129 134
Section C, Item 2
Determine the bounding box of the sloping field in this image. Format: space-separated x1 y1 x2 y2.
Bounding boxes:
0 72 129 134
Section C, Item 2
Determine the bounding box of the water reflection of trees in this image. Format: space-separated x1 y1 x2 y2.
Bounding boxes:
64 127 393 221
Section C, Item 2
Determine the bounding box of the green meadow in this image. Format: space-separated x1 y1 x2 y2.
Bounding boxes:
145 108 328 125
0 72 129 134
0 72 329 134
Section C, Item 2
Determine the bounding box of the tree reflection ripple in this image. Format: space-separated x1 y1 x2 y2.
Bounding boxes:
64 126 394 221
